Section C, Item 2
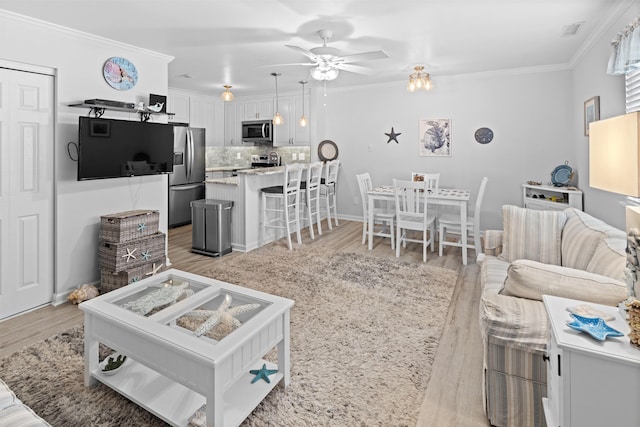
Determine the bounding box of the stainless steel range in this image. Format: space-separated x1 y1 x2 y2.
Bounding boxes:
251 152 280 168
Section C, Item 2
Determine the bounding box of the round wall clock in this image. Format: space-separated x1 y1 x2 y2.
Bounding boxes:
318 140 339 161
103 57 138 91
474 127 494 144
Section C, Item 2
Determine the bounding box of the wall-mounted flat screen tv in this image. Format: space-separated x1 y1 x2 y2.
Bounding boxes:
77 117 174 180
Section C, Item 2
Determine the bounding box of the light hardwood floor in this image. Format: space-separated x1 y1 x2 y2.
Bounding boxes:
0 220 490 427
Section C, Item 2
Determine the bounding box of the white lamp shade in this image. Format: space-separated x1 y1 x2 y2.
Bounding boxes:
589 112 640 197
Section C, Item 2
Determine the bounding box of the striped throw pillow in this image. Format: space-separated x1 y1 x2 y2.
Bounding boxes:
498 205 566 265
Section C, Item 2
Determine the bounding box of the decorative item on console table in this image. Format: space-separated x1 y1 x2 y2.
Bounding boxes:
98 210 166 292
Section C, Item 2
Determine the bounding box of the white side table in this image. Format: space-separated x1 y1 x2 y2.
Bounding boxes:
542 295 640 427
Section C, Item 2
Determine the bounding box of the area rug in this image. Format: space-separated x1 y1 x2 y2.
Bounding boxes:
0 245 457 426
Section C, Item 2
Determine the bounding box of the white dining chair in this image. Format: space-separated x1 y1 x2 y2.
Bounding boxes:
393 179 436 262
260 164 303 250
356 172 395 249
300 161 324 239
438 176 488 259
321 159 340 230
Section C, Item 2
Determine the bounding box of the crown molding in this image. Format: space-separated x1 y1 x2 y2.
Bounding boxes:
0 9 174 62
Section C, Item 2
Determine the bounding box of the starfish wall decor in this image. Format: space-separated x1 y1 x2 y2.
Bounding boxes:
385 127 402 144
182 294 260 337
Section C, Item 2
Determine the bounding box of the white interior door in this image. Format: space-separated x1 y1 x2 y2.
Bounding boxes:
0 67 54 319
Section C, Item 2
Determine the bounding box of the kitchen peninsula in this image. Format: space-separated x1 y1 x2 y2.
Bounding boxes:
205 165 309 252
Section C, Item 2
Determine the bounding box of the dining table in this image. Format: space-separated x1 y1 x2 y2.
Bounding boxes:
367 185 472 264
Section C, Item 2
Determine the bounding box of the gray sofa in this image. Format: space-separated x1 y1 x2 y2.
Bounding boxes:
0 378 50 426
478 205 630 427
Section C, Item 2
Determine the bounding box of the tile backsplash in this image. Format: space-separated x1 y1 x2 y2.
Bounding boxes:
206 146 311 168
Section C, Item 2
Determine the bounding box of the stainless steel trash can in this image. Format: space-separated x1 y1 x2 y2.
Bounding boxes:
190 199 233 257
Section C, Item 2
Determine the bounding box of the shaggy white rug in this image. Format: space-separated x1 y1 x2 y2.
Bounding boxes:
0 246 457 426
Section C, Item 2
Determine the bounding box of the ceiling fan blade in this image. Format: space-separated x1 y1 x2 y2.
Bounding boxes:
338 50 389 63
333 63 375 75
285 45 322 63
260 62 317 68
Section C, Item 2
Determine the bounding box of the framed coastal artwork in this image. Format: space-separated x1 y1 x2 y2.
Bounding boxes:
584 96 600 136
419 118 451 157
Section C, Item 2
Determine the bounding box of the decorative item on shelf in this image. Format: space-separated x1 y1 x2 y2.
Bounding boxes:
527 180 542 185
180 293 260 337
100 353 127 376
149 94 167 113
583 95 600 136
419 118 451 156
102 57 138 91
220 85 234 102
628 299 640 348
299 80 308 127
271 72 283 125
68 283 99 304
566 313 624 341
550 161 573 187
249 363 278 384
407 65 433 92
147 102 164 113
385 127 401 144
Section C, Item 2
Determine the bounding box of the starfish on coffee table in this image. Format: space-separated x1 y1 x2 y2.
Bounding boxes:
183 294 260 337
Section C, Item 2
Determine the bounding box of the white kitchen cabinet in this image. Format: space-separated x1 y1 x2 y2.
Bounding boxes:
168 89 222 146
273 94 310 146
522 183 582 211
244 98 273 120
224 101 245 145
167 91 190 124
542 295 640 427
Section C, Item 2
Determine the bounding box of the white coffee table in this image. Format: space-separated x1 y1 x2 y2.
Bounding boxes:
80 269 294 427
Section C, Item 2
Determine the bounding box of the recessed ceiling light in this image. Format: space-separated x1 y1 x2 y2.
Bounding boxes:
562 21 584 37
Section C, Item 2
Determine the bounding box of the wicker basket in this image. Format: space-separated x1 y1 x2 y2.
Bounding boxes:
98 232 166 272
99 210 160 243
100 260 165 293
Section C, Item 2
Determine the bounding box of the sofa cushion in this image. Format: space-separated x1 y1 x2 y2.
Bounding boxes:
585 237 626 282
481 256 510 294
0 403 50 426
0 379 17 410
498 205 566 265
562 208 626 271
502 259 627 306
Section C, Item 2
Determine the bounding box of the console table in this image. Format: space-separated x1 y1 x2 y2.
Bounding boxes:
542 295 640 427
522 183 583 211
80 269 294 427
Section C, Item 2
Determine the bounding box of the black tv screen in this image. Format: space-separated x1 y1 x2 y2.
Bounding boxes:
77 117 174 180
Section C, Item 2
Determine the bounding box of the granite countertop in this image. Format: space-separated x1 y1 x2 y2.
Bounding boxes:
206 165 251 172
205 176 240 185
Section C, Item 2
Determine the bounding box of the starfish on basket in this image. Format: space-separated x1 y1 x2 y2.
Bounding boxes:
183 294 260 337
122 283 193 315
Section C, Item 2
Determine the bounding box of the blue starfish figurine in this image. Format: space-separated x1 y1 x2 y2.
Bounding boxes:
249 364 278 384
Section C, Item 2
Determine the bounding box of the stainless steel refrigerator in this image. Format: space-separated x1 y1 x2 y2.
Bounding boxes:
168 126 205 227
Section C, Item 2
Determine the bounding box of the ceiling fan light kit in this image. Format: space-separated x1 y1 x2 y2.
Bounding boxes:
271 72 283 126
407 66 433 92
220 85 234 102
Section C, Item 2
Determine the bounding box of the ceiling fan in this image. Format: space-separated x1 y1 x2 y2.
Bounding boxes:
285 29 389 81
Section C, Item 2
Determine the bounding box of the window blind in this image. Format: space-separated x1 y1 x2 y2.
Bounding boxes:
626 67 640 113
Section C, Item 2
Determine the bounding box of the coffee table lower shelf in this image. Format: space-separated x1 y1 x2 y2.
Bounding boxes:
93 358 282 427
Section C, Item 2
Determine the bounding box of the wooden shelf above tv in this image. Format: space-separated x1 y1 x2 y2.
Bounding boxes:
69 103 175 122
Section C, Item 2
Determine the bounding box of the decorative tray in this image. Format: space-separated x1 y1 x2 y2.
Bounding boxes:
566 313 624 341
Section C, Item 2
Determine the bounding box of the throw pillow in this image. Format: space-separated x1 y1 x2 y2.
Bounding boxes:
585 237 626 282
498 205 566 265
503 259 627 306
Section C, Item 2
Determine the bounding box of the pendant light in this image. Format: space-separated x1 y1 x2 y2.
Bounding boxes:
298 80 308 127
271 72 283 126
220 85 234 101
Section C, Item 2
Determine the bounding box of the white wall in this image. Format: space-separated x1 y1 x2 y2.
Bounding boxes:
313 70 574 230
572 3 640 230
0 10 173 299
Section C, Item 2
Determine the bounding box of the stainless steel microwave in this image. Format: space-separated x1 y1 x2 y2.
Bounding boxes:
241 120 273 143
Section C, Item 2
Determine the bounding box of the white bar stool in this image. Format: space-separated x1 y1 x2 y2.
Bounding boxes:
260 164 303 250
300 161 324 239
321 159 340 230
